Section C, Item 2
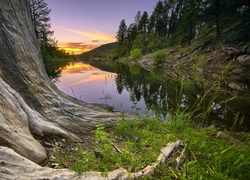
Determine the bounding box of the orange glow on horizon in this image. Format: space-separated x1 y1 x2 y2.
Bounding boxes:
54 26 116 55
58 42 100 55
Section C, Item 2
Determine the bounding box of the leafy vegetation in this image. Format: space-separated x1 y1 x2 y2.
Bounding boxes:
130 48 142 62
152 49 167 66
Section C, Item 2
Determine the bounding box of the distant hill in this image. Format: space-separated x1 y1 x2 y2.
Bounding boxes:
79 42 117 59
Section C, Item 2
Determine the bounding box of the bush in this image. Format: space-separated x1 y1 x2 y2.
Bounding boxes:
130 48 142 62
152 49 166 66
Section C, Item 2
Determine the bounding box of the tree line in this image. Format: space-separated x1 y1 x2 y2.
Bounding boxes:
30 0 69 59
115 0 249 59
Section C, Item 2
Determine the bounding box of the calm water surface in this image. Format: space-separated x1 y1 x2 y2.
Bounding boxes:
53 61 250 130
55 62 148 113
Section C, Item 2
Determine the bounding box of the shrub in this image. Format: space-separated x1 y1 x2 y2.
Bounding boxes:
130 48 142 62
152 49 166 66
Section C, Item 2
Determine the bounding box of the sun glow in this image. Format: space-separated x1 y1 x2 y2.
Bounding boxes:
54 26 116 55
58 42 100 55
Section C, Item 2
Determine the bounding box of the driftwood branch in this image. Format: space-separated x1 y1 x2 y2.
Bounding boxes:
169 167 178 179
123 140 182 179
176 147 186 169
111 143 123 154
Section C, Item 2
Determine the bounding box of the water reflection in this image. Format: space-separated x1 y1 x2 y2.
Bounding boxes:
48 61 250 130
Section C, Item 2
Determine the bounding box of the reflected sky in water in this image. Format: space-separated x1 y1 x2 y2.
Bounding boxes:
55 62 148 113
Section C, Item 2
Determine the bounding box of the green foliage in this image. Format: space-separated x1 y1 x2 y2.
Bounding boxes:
152 49 166 66
130 48 142 62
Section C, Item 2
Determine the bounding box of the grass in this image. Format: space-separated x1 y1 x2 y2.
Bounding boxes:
54 110 250 179
68 118 176 174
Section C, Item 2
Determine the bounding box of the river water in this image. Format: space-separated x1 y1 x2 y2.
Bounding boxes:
51 61 250 131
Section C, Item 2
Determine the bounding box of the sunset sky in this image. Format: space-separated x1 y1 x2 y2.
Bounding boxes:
44 0 159 54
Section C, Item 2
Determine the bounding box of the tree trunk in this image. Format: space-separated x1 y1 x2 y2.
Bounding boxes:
0 0 120 165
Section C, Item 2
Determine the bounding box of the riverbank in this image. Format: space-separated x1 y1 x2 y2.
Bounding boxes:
129 42 250 93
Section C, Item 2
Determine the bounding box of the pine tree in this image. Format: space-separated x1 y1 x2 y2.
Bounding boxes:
138 11 149 34
30 0 54 46
116 19 127 44
148 12 156 34
154 1 167 36
126 23 138 44
134 11 141 27
177 0 202 45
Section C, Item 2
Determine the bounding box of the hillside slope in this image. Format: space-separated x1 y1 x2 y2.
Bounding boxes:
80 42 117 59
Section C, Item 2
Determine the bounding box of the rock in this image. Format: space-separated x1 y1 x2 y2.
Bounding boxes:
181 52 189 58
216 131 243 147
237 55 250 63
232 68 244 74
175 54 182 60
206 46 214 53
168 49 179 54
228 82 243 91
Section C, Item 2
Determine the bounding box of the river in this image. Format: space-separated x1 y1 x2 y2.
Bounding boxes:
50 60 250 131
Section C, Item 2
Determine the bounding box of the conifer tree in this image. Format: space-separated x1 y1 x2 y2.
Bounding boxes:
138 11 149 34
154 1 167 36
30 0 54 46
126 23 138 44
116 19 127 44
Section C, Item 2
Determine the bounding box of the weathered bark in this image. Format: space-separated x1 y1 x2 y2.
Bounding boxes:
0 0 120 165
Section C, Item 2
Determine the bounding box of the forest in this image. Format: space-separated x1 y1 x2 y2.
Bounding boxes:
113 0 249 59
